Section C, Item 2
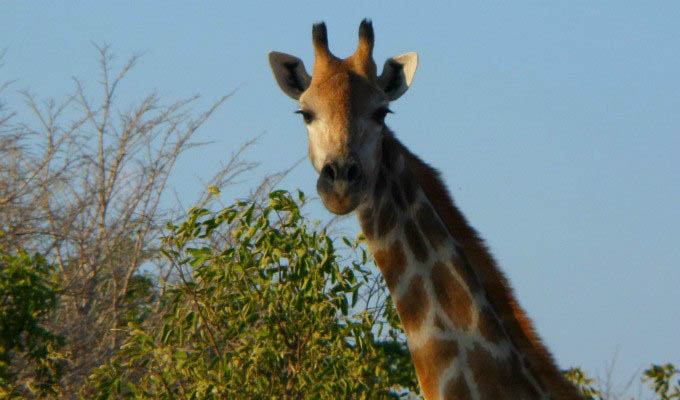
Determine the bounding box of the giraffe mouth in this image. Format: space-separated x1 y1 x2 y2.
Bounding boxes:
318 189 361 215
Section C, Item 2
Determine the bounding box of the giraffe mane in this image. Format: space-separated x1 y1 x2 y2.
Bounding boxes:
383 130 582 399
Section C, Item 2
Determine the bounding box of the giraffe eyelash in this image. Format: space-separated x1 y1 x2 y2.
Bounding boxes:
294 109 315 124
372 107 393 124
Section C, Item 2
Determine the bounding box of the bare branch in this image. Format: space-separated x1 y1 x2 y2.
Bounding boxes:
0 47 252 396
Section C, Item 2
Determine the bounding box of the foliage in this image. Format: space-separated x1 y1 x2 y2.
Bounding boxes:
564 367 603 399
0 245 65 398
563 364 680 400
644 364 680 400
86 190 418 399
0 46 244 395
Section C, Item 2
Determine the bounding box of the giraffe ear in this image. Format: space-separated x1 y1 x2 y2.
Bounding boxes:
268 51 311 100
378 52 418 101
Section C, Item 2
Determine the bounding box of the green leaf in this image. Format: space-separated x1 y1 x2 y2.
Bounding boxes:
82 190 419 398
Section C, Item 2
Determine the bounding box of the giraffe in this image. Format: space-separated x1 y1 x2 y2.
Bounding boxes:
268 20 582 400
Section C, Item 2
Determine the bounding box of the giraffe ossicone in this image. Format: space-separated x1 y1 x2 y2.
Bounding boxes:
269 19 582 400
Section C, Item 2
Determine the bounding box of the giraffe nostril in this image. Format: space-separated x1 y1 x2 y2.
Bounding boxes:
347 163 361 184
321 163 336 182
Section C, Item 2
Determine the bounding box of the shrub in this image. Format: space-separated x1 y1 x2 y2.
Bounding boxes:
0 246 64 398
87 190 418 399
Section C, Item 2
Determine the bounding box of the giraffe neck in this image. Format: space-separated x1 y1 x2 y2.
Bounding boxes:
356 132 581 400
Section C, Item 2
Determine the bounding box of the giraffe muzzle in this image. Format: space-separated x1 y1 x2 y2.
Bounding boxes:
316 159 364 215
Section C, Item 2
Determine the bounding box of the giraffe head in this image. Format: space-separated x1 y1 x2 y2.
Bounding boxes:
269 20 418 214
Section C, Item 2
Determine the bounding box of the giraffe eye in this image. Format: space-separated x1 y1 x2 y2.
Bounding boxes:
294 109 315 124
372 107 392 124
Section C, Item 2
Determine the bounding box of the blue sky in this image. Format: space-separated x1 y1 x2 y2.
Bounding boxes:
3 1 679 390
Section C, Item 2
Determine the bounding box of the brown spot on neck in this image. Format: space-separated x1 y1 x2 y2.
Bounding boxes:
467 344 542 399
395 275 429 333
417 203 449 249
478 306 507 344
433 314 448 332
404 219 429 262
372 241 407 292
431 261 473 330
444 374 472 399
411 337 460 400
391 180 407 212
451 251 481 294
377 200 398 237
400 167 417 205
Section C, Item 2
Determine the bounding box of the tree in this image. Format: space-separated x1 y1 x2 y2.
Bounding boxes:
0 46 252 395
87 190 418 399
0 246 64 398
564 364 680 400
644 364 680 400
